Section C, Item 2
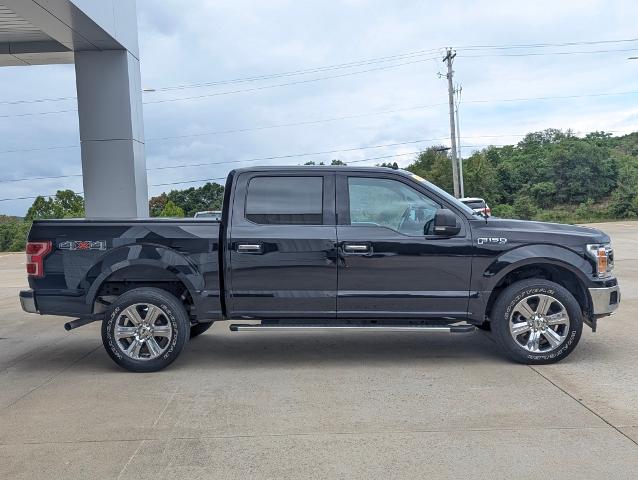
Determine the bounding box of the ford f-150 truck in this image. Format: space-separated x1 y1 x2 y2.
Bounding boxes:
20 166 620 372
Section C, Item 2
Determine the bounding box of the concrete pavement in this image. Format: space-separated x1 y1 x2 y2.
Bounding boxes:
1 222 637 479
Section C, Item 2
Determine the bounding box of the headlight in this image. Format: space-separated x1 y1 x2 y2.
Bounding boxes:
586 243 614 278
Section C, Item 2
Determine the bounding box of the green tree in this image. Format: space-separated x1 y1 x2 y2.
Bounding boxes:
159 200 185 217
609 154 638 217
513 195 538 219
149 193 168 217
0 217 31 252
406 146 454 193
463 147 503 205
25 196 55 221
25 190 84 220
164 182 225 217
528 182 557 209
547 138 616 204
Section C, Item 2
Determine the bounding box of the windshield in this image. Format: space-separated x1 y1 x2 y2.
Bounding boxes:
398 170 476 216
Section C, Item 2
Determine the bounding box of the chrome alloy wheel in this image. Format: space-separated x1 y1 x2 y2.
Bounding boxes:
509 294 571 353
114 303 173 361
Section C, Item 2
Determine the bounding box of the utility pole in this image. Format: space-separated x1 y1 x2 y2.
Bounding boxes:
443 48 460 198
455 84 464 198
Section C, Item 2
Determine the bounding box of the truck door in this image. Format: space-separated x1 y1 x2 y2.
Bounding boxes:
227 172 337 319
335 172 472 320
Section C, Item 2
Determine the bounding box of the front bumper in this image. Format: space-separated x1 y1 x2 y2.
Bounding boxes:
589 284 620 316
19 290 38 314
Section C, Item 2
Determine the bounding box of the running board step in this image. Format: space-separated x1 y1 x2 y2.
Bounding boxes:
229 324 476 333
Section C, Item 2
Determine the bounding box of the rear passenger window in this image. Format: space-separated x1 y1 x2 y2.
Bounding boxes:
245 176 323 225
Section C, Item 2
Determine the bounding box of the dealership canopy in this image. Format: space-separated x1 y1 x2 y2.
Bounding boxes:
0 0 148 218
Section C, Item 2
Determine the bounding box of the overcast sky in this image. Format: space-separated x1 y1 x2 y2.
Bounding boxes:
1 0 637 216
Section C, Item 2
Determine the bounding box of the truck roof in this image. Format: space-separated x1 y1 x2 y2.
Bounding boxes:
232 165 409 175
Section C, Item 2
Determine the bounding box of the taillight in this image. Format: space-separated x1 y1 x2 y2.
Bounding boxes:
26 241 52 278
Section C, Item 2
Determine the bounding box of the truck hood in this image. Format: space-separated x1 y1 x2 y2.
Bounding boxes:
474 217 610 247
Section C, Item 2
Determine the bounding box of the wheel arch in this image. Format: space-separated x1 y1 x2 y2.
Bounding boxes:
84 245 203 316
484 261 592 323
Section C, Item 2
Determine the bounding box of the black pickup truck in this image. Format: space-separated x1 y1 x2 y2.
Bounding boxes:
20 166 620 372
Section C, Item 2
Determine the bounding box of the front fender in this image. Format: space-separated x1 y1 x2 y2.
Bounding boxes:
468 244 593 323
481 244 593 290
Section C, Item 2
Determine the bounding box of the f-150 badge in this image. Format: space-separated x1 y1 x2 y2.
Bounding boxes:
477 237 508 245
58 240 107 251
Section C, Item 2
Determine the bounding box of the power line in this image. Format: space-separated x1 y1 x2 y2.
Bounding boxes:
143 57 440 105
0 57 439 118
3 88 636 154
458 47 638 58
4 36 638 107
0 50 634 118
1 125 634 202
0 95 76 106
1 129 630 185
155 40 638 92
456 38 638 51
463 90 638 105
147 152 423 187
151 139 443 171
0 144 80 155
0 173 83 183
0 193 75 202
0 51 442 108
0 139 447 184
150 178 226 188
146 103 448 142
154 49 446 91
0 151 423 201
0 109 77 119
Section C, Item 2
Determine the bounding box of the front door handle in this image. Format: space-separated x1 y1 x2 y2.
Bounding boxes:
343 243 371 254
236 243 263 254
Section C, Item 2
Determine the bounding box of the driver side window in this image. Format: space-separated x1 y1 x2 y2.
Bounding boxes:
348 177 440 235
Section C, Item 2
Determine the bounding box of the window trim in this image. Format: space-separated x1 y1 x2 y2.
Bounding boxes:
240 173 335 226
336 172 466 237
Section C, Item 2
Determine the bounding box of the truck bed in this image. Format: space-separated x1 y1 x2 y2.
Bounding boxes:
27 218 223 320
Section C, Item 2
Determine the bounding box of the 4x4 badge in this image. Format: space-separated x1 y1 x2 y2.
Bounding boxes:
58 240 107 251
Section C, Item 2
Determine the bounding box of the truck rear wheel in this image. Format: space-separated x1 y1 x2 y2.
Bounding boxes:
101 287 190 372
491 279 583 364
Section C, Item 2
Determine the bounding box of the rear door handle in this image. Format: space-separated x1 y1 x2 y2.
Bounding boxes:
236 243 263 254
343 243 371 254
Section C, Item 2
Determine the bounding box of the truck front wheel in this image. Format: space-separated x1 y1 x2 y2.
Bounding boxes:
101 287 190 372
491 279 583 364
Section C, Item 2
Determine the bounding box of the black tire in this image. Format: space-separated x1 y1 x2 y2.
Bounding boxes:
190 321 214 338
102 287 190 372
491 279 583 364
476 321 491 332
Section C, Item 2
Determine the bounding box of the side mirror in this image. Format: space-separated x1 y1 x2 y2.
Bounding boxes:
433 209 461 236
